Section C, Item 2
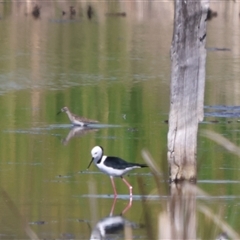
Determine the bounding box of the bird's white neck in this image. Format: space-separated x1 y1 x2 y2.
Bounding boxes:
65 110 74 121
95 155 106 165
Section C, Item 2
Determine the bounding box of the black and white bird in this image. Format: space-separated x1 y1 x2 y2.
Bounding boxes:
57 106 98 127
87 146 148 196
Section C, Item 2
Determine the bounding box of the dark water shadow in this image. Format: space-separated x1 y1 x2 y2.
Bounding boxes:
77 194 165 201
199 179 240 184
205 105 240 118
49 19 81 24
48 123 122 130
3 123 121 136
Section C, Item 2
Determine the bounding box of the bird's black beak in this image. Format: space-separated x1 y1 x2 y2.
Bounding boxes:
87 158 94 170
57 110 62 115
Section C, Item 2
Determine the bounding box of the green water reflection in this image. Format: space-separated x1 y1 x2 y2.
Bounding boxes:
0 1 240 239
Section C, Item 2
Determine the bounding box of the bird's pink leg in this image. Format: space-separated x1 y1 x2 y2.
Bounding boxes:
122 196 132 215
110 176 118 197
121 177 133 196
109 197 117 216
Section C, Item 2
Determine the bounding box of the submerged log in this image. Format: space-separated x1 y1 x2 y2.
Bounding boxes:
168 0 209 181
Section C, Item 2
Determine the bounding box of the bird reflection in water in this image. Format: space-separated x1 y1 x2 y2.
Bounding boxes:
89 197 141 240
61 127 98 145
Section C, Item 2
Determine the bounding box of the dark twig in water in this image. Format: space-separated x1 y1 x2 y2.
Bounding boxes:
32 5 40 19
70 6 76 19
87 5 93 19
206 8 218 21
105 12 126 17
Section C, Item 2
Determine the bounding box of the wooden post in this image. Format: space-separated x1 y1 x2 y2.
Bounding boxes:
168 0 209 181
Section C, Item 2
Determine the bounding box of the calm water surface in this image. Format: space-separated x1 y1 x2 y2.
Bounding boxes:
0 1 240 239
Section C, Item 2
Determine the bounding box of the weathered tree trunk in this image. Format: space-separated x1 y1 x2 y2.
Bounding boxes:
168 0 209 181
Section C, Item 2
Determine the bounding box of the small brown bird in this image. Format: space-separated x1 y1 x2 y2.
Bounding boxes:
57 106 98 126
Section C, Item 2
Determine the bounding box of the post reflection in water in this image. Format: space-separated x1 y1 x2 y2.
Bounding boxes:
169 183 197 239
142 150 240 239
89 196 140 240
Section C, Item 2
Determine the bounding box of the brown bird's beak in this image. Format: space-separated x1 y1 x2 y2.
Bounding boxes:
87 158 94 170
57 110 62 115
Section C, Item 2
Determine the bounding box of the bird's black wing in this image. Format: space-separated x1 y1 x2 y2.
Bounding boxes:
104 156 147 169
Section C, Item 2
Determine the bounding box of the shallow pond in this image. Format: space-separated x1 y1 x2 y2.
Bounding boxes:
0 1 240 239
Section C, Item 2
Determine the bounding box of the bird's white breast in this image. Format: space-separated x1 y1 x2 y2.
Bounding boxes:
72 118 84 126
